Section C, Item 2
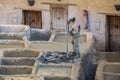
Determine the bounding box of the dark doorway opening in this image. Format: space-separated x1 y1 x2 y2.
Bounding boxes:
106 15 120 52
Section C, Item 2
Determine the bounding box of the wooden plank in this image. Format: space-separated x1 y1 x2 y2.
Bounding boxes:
41 2 77 6
14 7 49 11
98 12 120 16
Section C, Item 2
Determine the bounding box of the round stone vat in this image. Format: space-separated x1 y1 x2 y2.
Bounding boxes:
3 49 40 58
0 66 32 75
0 58 35 66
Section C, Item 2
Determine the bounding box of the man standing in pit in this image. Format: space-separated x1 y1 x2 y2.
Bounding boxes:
69 16 80 57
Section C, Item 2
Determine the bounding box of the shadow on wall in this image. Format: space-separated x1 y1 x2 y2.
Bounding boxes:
29 29 51 41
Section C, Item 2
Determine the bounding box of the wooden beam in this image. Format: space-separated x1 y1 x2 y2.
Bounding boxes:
41 2 77 6
14 7 50 11
98 12 120 16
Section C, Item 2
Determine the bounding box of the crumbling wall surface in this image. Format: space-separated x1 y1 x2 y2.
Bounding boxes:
29 29 51 41
0 25 30 40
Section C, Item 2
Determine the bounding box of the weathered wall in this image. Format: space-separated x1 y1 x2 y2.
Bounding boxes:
0 0 120 51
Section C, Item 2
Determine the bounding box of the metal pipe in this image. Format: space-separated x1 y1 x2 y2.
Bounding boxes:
66 22 70 58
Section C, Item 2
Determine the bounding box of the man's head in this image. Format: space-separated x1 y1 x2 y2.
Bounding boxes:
70 17 76 22
68 16 76 24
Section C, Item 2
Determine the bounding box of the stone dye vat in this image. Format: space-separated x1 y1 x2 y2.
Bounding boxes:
36 51 82 80
29 31 93 52
36 47 96 80
0 76 43 80
37 62 81 80
0 66 32 75
44 76 71 80
0 49 41 79
0 25 30 49
3 49 40 57
0 25 30 40
0 58 35 66
29 29 51 41
104 63 120 73
97 52 120 62
37 64 72 77
53 32 87 43
0 41 25 50
95 62 120 80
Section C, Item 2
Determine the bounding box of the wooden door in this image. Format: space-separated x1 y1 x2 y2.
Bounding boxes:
108 16 120 52
51 4 67 30
23 10 42 29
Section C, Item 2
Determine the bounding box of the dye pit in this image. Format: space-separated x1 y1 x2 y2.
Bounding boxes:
38 51 80 64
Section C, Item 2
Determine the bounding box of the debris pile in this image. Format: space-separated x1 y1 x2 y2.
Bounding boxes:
38 51 80 64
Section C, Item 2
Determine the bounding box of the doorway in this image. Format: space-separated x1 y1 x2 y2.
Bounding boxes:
23 10 42 29
106 15 120 52
50 4 68 30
